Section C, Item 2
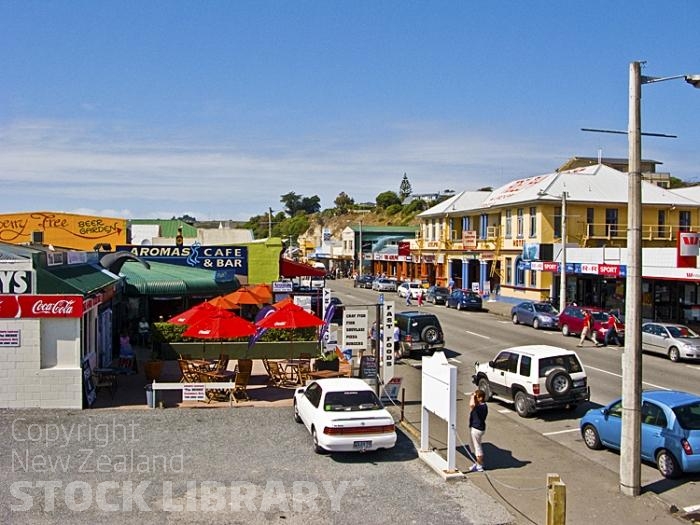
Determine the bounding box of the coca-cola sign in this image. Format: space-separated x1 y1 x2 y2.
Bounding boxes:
0 295 83 318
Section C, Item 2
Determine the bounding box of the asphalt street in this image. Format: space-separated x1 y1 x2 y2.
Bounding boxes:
333 278 700 524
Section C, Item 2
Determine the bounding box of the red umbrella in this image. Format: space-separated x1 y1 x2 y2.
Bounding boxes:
167 302 221 325
183 312 256 339
255 302 325 330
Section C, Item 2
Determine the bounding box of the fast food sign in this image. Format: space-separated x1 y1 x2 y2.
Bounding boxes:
0 295 83 318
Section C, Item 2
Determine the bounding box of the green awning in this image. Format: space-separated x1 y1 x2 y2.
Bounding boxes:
36 265 120 295
119 260 239 297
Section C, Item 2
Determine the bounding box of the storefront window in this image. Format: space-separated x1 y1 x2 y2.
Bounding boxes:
515 257 525 286
529 269 537 287
505 257 512 284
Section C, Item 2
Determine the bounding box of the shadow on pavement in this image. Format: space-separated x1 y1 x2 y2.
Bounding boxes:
457 443 531 471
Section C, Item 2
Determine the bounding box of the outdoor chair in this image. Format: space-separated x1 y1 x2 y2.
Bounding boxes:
92 372 116 398
261 357 272 377
297 362 312 385
234 358 253 376
197 370 231 403
232 372 251 402
267 360 295 387
178 359 200 383
213 354 230 372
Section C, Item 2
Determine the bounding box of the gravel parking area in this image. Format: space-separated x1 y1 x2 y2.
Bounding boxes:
0 408 513 525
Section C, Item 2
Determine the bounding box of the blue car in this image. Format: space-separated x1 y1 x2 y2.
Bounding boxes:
580 390 700 478
446 289 483 311
511 301 559 329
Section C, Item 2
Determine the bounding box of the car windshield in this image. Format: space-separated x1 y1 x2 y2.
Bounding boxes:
324 390 383 411
433 287 449 294
672 401 700 430
538 355 583 376
667 325 699 338
534 303 557 314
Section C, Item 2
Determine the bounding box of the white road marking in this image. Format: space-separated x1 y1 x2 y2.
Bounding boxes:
542 428 580 436
683 504 700 513
498 409 511 414
685 364 700 371
465 330 490 340
585 365 669 390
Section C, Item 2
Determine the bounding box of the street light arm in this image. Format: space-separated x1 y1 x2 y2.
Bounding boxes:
641 73 700 87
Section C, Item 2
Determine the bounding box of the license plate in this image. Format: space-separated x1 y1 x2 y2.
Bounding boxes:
353 440 372 450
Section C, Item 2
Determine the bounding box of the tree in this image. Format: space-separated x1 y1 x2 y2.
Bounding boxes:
280 192 303 216
300 195 321 214
334 192 355 214
376 191 402 209
171 214 197 224
399 173 412 201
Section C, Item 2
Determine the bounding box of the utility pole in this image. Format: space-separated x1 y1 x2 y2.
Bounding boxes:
559 191 567 314
268 207 273 239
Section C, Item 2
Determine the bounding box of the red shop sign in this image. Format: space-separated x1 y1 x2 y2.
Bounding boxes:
543 262 559 272
0 295 84 318
597 264 620 277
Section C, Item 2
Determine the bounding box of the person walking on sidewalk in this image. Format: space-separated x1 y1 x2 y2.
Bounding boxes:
405 292 412 306
416 289 424 307
603 314 622 346
577 310 600 347
468 389 488 472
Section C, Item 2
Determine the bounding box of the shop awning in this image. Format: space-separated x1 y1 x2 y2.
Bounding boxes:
279 257 326 278
118 260 239 296
36 265 120 295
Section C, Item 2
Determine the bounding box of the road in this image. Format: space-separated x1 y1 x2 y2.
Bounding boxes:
329 278 700 523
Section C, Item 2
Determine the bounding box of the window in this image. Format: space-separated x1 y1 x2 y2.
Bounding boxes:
505 257 512 284
517 208 524 238
657 210 666 238
519 355 531 377
529 207 537 237
493 352 518 373
505 210 512 238
607 400 623 418
641 402 667 428
515 257 525 286
479 214 489 240
605 208 618 237
586 208 594 237
554 206 562 238
529 269 537 287
304 383 323 408
679 210 691 232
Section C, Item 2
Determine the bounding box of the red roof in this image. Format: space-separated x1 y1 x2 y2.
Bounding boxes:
279 258 326 278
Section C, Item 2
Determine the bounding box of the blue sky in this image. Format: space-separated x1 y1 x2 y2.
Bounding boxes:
2 1 699 221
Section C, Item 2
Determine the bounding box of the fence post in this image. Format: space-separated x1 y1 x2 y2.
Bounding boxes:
545 473 566 525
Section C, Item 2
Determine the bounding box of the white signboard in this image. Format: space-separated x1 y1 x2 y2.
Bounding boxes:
381 300 395 383
0 330 21 347
342 308 368 354
182 383 206 401
381 376 403 401
272 280 293 293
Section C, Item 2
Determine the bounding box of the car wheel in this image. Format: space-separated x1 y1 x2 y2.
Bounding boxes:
512 314 519 325
312 427 326 454
561 324 571 337
533 318 540 330
421 326 440 344
668 347 681 362
581 424 603 450
456 302 462 311
293 400 302 423
656 449 681 478
545 368 573 397
477 377 492 400
514 391 533 418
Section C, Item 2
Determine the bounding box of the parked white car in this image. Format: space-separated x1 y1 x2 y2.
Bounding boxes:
397 281 423 299
293 378 397 453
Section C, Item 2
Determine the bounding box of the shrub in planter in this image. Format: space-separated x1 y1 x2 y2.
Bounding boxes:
314 351 339 372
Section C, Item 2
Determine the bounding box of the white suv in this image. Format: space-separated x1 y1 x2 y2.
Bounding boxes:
472 345 590 417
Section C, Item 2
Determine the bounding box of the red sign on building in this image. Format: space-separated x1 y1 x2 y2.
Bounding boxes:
0 295 84 318
543 262 559 272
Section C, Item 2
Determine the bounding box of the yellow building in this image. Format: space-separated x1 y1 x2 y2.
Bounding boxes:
415 164 700 316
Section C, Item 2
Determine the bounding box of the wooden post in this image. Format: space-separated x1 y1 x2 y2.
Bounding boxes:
546 473 566 525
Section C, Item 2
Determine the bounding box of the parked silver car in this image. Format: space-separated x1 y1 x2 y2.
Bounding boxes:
372 278 397 292
641 322 700 362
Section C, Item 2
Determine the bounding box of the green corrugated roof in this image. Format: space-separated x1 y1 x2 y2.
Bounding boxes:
353 225 418 233
128 219 198 238
119 260 239 296
37 265 120 295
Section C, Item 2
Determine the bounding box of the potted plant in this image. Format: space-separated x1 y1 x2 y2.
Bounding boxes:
314 350 339 372
144 324 165 381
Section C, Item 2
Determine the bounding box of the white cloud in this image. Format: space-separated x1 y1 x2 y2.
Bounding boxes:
0 117 584 221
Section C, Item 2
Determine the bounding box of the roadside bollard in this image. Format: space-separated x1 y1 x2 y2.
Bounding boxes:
546 473 566 525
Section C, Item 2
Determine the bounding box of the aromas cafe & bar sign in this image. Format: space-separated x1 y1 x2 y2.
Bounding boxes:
0 295 83 318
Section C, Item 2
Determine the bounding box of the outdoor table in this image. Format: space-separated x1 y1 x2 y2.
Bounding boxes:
190 359 214 371
281 359 309 384
201 370 236 401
